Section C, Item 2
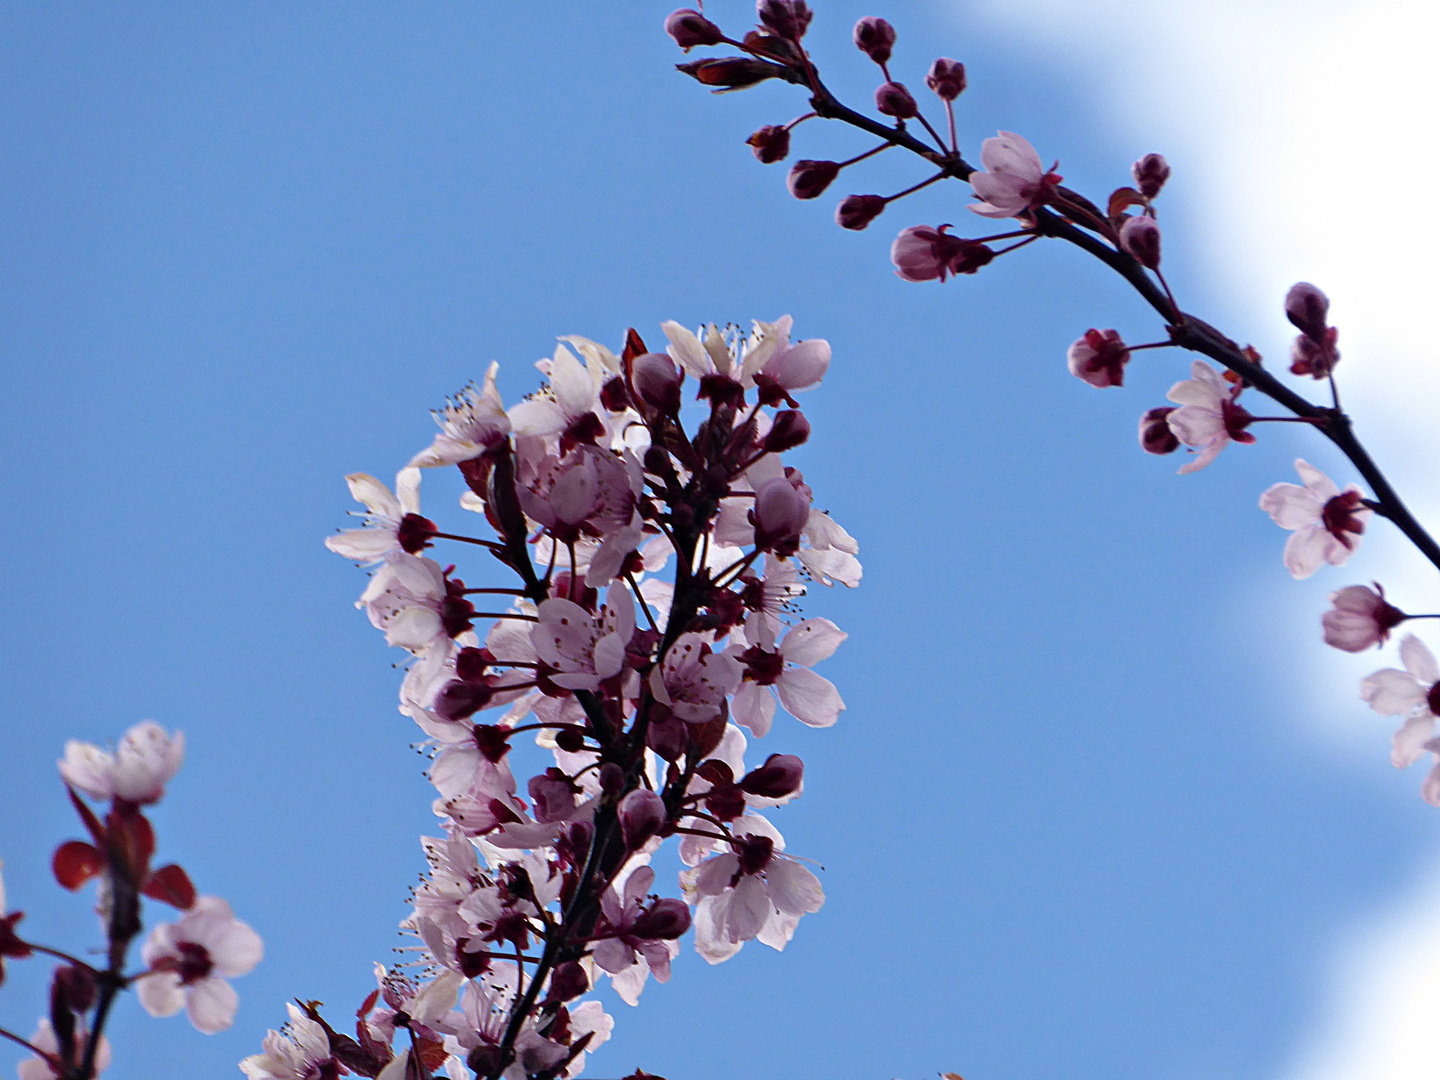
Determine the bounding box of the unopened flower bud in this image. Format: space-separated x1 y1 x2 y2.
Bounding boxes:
433 678 493 722
1131 153 1171 199
677 56 784 90
633 352 684 414
619 788 667 848
787 159 841 200
836 193 886 230
1289 330 1340 379
890 224 964 282
758 0 812 41
874 81 917 119
1119 215 1161 270
762 410 810 452
747 123 791 164
546 961 589 1002
1323 584 1406 652
925 58 967 101
852 16 895 64
740 753 804 798
1067 328 1129 389
1139 406 1180 454
632 898 692 940
752 476 811 552
1284 281 1330 344
665 8 725 50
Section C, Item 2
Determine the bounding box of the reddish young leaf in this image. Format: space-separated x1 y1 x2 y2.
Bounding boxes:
52 841 103 891
65 786 107 847
142 864 196 910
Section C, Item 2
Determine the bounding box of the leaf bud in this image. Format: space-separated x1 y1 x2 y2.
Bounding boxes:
852 17 895 64
747 123 791 164
787 159 841 200
925 58 967 101
665 9 725 50
677 56 785 91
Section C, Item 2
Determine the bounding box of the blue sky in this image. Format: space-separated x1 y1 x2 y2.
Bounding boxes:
2 3 1436 1079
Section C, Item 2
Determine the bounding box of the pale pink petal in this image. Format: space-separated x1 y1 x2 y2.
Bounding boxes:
732 683 776 737
1259 484 1324 530
1360 668 1428 716
725 875 772 943
1402 634 1440 684
779 618 847 667
345 473 401 519
775 668 844 727
1282 527 1334 580
138 970 186 1018
1176 436 1227 475
208 919 264 977
661 321 711 379
1293 459 1340 500
1392 714 1436 768
186 976 239 1033
764 858 824 915
325 528 398 561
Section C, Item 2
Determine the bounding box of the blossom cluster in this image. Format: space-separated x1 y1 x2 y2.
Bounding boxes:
668 1 1440 809
1 721 262 1080
300 315 856 1079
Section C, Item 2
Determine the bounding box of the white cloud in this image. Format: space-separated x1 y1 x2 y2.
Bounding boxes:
961 1 1440 1076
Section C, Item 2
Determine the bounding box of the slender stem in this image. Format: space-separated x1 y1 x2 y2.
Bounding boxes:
431 531 504 551
23 942 100 973
883 171 946 204
745 58 1440 577
0 1026 47 1057
913 112 951 155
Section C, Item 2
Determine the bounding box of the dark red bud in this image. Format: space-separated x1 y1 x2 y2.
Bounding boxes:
739 753 804 798
1119 215 1162 270
874 80 917 118
633 352 684 414
746 124 791 164
836 194 886 230
787 159 840 200
665 9 724 50
925 58 967 101
546 961 589 1003
632 898 692 940
433 678 494 722
1285 282 1331 344
852 16 895 63
1139 407 1180 455
1131 153 1171 200
762 410 810 453
757 0 812 41
619 789 667 848
598 762 626 797
600 375 631 412
555 726 586 753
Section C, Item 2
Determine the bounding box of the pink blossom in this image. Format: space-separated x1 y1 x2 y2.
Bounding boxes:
16 1020 111 1080
358 553 451 650
648 633 742 722
752 475 811 554
324 469 430 563
239 1003 335 1080
681 830 823 964
1164 360 1255 473
1362 635 1440 804
58 721 184 806
1324 585 1407 652
1067 329 1130 388
593 864 689 984
968 131 1059 219
138 896 263 1033
408 365 510 467
729 617 847 736
507 345 604 442
890 225 964 282
531 585 635 692
1258 460 1369 579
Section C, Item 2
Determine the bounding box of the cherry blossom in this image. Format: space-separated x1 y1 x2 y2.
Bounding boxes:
729 617 847 736
58 721 184 806
1258 460 1369 579
1362 635 1440 804
1164 360 1255 474
323 469 430 563
1324 585 1406 652
138 896 263 1033
682 829 823 964
648 634 743 722
239 1003 337 1080
968 131 1059 219
531 585 635 692
409 364 511 468
16 1019 111 1080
